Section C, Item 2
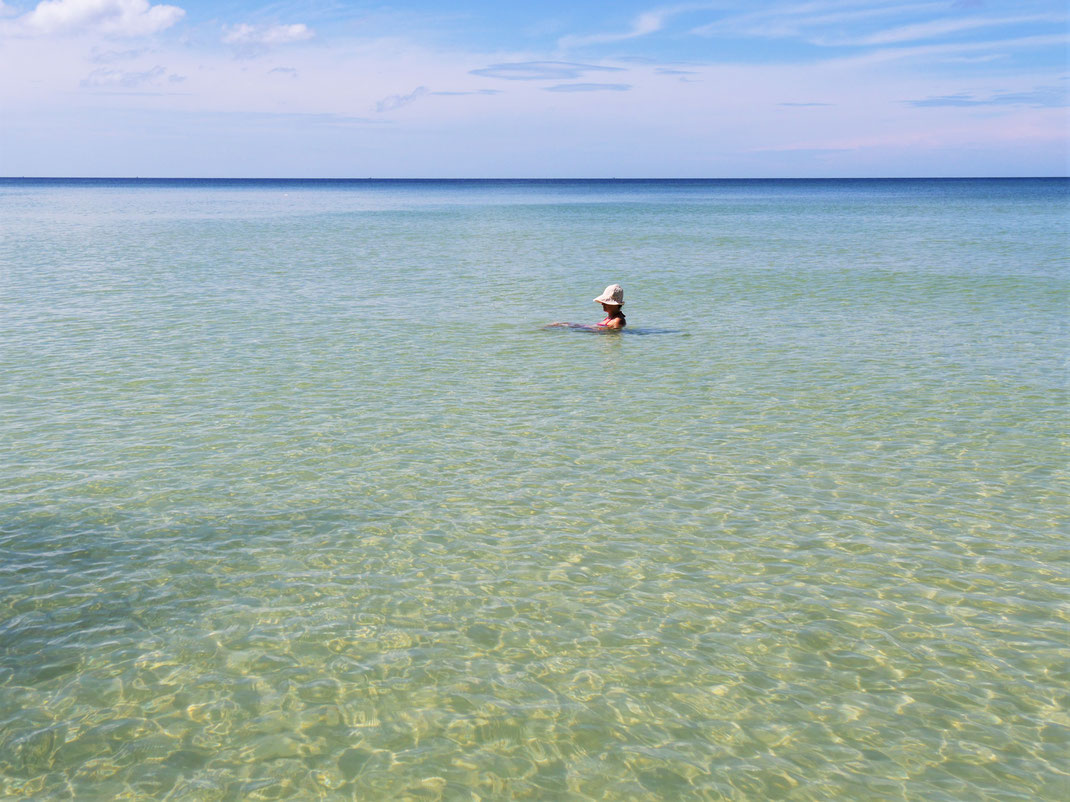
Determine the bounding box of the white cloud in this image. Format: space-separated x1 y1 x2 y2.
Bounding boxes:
222 23 313 46
14 0 184 37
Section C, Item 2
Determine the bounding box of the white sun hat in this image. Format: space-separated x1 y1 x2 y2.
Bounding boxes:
593 283 624 305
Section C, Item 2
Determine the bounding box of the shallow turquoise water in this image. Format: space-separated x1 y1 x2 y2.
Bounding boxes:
1 179 1067 799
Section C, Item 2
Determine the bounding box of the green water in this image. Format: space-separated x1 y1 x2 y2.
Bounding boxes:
1 179 1067 799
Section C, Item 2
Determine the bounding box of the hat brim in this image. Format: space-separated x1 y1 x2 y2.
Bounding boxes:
593 297 622 305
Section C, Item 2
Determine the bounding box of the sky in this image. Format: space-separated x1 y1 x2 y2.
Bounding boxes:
0 0 1067 177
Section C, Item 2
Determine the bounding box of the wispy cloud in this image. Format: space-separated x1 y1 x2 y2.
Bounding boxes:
81 64 184 88
7 0 184 37
691 1 946 39
551 0 1067 70
430 89 501 96
557 2 750 49
748 145 854 156
89 47 146 63
907 86 1067 107
375 86 500 111
689 0 1068 54
749 113 1068 156
820 13 1068 47
545 83 632 92
242 111 382 127
470 61 626 80
222 23 313 46
269 66 298 78
376 86 428 112
835 33 1070 67
558 7 673 48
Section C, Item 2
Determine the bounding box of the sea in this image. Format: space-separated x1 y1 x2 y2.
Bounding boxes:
0 178 1066 800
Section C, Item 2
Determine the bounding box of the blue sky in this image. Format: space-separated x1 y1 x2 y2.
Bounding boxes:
1 0 1066 176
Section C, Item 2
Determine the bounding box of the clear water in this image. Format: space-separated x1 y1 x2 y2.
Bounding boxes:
1 178 1067 800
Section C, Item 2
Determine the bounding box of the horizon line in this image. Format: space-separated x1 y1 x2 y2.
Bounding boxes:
2 175 1067 181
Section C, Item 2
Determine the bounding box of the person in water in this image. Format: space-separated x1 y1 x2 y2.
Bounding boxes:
593 283 626 329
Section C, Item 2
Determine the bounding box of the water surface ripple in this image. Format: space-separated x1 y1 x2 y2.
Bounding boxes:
1 179 1067 800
